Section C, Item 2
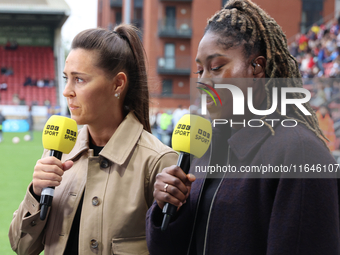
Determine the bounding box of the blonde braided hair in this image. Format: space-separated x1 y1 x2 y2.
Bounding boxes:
205 0 327 146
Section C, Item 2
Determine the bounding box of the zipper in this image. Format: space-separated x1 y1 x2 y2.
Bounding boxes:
202 145 230 255
186 139 213 255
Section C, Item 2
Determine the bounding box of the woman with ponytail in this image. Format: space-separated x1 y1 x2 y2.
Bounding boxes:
9 24 178 255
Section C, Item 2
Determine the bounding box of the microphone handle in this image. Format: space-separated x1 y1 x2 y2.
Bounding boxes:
40 150 62 220
161 152 191 231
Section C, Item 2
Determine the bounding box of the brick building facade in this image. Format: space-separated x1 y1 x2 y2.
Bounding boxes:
97 0 336 111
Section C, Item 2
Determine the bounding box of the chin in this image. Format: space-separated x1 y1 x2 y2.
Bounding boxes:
208 108 233 120
208 110 223 120
70 115 84 125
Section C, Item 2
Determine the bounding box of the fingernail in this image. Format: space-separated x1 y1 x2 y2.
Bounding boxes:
189 174 196 180
179 202 183 207
183 200 187 204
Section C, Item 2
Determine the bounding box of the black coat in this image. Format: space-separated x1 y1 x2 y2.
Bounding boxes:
146 111 340 255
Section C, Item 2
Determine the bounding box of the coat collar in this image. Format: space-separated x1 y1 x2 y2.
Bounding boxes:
64 112 144 165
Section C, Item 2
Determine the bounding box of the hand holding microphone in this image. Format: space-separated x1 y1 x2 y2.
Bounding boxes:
32 115 77 220
153 114 212 231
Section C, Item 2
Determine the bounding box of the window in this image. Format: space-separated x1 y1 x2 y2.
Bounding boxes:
164 43 175 69
133 7 143 29
301 0 323 33
162 80 173 96
116 11 122 25
165 6 176 29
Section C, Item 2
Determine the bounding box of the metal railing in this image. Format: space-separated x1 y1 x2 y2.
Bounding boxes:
158 18 192 38
150 93 190 99
157 56 191 75
111 0 122 7
159 0 192 1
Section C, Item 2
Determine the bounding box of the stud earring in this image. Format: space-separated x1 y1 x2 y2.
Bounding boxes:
115 93 120 99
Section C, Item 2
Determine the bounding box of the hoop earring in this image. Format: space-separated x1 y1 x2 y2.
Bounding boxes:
115 92 120 99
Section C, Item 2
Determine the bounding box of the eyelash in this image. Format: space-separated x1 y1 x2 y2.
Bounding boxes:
75 77 84 83
211 65 223 71
193 65 223 75
63 76 84 83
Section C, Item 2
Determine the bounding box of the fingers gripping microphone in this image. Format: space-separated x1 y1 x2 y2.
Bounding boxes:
40 115 77 220
161 114 212 231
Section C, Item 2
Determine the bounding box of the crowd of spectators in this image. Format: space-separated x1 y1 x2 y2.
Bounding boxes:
0 39 56 105
288 16 340 152
0 66 13 91
23 76 55 87
150 105 189 147
289 17 340 79
4 40 18 51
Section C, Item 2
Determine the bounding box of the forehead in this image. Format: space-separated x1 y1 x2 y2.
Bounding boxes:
64 48 99 72
196 32 245 61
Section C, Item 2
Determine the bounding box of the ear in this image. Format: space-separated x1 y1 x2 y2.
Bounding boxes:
113 72 127 93
252 56 266 79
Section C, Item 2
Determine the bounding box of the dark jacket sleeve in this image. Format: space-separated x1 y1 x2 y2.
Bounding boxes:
146 199 195 255
266 126 340 254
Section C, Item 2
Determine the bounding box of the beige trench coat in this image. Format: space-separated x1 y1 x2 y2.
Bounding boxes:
9 112 178 255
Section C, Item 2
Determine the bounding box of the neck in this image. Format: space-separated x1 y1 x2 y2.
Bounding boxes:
88 111 125 147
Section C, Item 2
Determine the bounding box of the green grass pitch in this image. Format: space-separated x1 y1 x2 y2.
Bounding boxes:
0 131 44 254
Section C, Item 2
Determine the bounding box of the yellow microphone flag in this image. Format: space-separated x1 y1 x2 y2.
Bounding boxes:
172 114 212 158
42 115 78 154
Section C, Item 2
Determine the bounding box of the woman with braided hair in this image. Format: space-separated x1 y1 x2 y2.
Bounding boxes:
146 0 340 254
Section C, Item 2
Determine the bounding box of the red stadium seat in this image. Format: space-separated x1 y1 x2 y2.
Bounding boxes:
0 46 57 105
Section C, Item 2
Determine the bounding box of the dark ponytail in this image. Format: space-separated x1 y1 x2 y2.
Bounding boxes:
71 25 151 133
114 24 150 133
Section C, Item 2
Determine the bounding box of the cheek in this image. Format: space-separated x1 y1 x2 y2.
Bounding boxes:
77 89 104 113
222 62 251 79
91 87 115 109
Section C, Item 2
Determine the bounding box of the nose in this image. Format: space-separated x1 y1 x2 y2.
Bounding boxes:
62 81 75 98
200 69 211 79
198 71 214 89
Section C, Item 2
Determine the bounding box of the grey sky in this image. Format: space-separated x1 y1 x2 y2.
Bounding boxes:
61 0 98 49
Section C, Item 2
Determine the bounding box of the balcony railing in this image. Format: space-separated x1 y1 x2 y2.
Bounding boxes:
158 18 192 38
157 56 191 75
111 0 122 7
150 93 190 99
160 0 192 2
134 0 143 7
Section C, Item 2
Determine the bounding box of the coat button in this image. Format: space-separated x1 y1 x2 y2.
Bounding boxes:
92 196 99 206
30 220 36 226
100 159 109 168
90 239 98 249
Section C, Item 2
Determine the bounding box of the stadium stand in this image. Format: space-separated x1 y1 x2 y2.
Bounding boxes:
0 0 69 106
290 16 340 152
0 0 70 129
0 46 56 106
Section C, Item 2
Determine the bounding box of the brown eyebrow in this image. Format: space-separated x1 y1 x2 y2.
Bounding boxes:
63 71 88 76
195 53 227 63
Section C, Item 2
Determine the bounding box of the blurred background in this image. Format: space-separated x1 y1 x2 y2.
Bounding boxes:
1 0 340 253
